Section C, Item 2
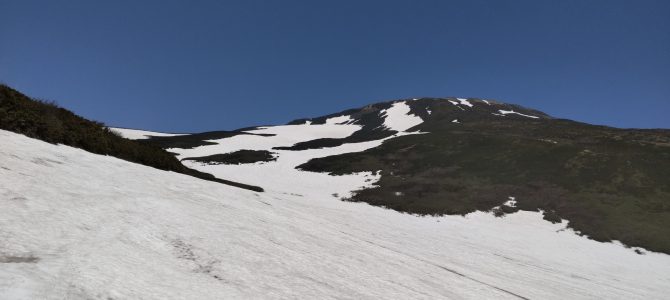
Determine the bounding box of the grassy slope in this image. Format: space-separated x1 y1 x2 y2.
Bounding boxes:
0 84 263 192
299 116 670 253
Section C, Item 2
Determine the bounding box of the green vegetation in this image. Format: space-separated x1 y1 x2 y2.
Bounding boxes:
183 150 276 165
0 84 263 192
299 114 670 254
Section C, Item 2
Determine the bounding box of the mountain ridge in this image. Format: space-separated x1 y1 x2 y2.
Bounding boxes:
128 97 670 254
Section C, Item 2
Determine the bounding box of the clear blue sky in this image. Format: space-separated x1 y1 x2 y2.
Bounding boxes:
1 0 668 132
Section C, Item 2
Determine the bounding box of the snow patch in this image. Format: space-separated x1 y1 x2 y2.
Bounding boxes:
171 123 361 159
380 101 423 132
325 115 353 125
504 197 517 207
110 128 187 140
456 98 474 107
498 110 540 119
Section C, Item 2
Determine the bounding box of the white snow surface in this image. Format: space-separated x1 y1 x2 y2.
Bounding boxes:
324 115 353 125
379 101 423 132
170 122 385 196
504 197 517 207
110 128 186 140
3 128 670 299
171 123 360 156
456 98 474 107
498 110 540 119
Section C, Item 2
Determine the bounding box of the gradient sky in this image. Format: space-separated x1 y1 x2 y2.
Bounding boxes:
1 0 668 132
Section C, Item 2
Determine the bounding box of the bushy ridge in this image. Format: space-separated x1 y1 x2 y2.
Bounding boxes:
0 84 263 192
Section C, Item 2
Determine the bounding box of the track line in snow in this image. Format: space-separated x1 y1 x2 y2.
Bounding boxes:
336 229 529 300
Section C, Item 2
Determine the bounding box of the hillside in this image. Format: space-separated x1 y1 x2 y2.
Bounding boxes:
297 98 670 253
3 128 670 299
0 85 262 192
136 98 670 254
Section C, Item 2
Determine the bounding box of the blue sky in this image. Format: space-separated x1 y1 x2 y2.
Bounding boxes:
1 0 668 132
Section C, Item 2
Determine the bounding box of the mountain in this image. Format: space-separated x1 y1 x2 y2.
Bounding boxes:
2 85 670 298
131 97 670 254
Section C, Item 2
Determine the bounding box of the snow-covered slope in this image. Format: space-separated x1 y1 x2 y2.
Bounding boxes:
2 129 670 299
110 128 186 140
171 122 382 196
